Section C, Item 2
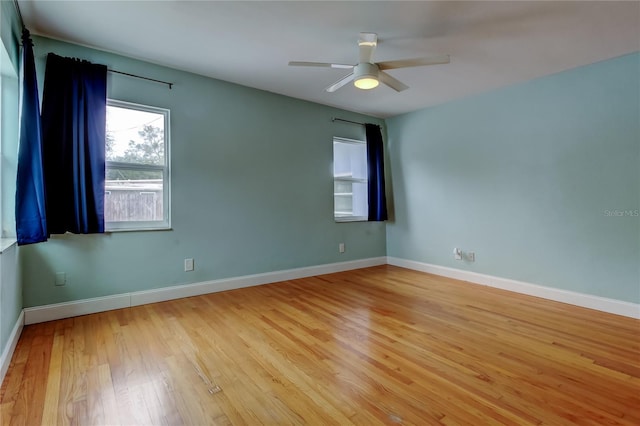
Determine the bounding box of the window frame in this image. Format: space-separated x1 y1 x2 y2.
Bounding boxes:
333 136 368 223
105 99 171 232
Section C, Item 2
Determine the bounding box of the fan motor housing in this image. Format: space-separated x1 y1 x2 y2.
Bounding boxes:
354 62 380 80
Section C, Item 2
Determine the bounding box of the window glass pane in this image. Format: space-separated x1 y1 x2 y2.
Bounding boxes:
334 137 368 221
333 141 367 180
105 169 164 222
105 100 170 231
106 105 165 165
334 181 368 218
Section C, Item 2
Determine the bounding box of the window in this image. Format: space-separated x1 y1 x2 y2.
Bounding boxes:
1 42 19 237
333 137 368 222
105 100 170 231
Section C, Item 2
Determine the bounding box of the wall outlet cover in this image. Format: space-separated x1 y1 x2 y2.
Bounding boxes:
184 258 194 272
54 272 66 286
454 248 462 260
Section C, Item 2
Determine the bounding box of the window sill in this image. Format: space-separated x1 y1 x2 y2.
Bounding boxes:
105 226 172 233
335 216 368 223
0 238 18 253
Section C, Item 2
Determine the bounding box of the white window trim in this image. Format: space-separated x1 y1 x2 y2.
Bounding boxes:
333 137 368 223
105 99 171 232
335 215 368 223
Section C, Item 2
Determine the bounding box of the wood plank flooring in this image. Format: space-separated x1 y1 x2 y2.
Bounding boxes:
1 265 639 425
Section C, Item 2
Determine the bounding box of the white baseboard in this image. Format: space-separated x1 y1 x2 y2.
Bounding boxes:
24 257 387 325
22 255 638 325
387 257 640 319
130 257 386 306
24 294 130 325
1 310 24 385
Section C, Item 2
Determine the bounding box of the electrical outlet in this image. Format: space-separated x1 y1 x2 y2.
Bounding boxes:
453 248 462 260
339 243 345 253
55 272 66 286
467 252 475 262
184 258 194 272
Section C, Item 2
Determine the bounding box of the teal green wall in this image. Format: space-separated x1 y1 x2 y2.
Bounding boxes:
1 244 18 354
21 36 386 307
16 38 640 308
386 53 640 304
0 0 21 67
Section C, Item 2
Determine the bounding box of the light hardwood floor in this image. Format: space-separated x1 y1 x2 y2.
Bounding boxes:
1 265 639 425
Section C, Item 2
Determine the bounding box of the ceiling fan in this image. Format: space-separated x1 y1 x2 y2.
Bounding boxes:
288 33 450 93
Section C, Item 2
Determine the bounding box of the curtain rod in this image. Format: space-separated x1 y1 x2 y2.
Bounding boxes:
108 69 173 89
331 117 379 127
12 0 172 91
13 0 25 29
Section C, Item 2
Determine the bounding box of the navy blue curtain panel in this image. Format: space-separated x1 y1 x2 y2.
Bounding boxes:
41 53 107 234
16 29 48 245
365 123 388 221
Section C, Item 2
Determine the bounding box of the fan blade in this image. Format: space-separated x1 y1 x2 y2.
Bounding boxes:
288 61 353 69
358 32 377 63
378 55 450 70
379 71 409 92
325 73 355 93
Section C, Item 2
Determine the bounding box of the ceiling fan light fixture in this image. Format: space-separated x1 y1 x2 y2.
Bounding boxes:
353 63 380 90
354 76 379 90
289 32 449 93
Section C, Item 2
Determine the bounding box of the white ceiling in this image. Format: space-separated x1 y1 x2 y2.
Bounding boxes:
18 1 640 118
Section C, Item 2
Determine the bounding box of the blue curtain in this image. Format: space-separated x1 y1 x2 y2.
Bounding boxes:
41 53 107 234
365 123 388 221
16 29 47 245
